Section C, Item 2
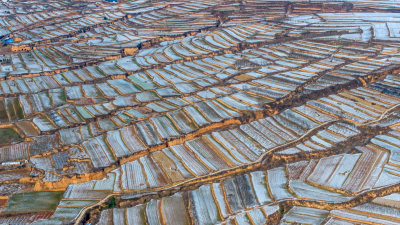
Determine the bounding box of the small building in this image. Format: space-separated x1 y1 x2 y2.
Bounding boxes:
1 161 25 167
3 38 14 44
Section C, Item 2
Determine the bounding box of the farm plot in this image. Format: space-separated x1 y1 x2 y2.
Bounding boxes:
3 1 400 224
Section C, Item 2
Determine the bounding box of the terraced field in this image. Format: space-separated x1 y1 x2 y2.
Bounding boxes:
1 0 400 224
